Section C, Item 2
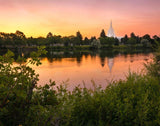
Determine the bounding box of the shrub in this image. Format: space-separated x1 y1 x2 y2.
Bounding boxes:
0 46 160 126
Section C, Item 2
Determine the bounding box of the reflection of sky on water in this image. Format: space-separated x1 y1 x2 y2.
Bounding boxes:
30 52 153 90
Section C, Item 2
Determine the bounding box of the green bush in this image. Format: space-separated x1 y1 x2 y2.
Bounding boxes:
55 73 160 126
0 46 160 126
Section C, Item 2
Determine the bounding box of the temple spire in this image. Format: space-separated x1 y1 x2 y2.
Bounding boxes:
107 20 116 37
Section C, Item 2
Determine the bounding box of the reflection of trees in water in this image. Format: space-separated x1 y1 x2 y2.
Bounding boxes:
47 57 63 63
76 56 82 66
90 50 98 59
99 52 115 72
99 50 116 69
48 50 84 65
84 53 89 59
99 50 118 58
100 57 105 67
0 48 153 66
130 54 134 63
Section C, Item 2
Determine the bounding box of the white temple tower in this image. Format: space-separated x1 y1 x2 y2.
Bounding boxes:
107 21 116 37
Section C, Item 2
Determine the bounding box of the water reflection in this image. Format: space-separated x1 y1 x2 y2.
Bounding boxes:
35 50 153 90
0 48 154 90
108 58 114 72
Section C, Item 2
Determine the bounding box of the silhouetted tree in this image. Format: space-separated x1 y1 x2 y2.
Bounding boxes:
152 35 160 48
0 30 159 49
135 36 141 44
142 34 151 41
63 37 70 46
153 35 160 41
15 30 26 39
69 35 76 46
27 37 37 46
76 31 82 40
14 31 26 46
53 35 62 44
46 32 53 38
84 37 90 45
100 29 106 38
90 36 96 42
130 33 141 44
74 31 83 45
121 34 128 44
114 38 119 46
130 32 136 39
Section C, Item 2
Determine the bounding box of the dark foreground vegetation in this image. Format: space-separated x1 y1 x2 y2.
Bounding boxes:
0 45 160 126
0 30 160 50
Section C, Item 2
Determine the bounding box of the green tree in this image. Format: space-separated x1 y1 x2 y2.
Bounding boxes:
99 37 115 46
63 37 70 46
141 39 151 48
53 35 62 44
90 36 96 42
83 37 90 45
99 37 106 45
145 46 160 81
127 37 136 45
114 37 119 46
0 47 54 126
121 34 128 45
76 31 83 41
91 39 101 49
27 37 38 46
76 31 83 45
0 36 3 47
37 37 46 46
46 32 54 46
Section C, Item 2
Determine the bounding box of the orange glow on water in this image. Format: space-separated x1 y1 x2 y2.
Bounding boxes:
29 53 153 90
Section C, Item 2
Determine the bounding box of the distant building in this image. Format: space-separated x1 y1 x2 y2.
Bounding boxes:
107 21 116 38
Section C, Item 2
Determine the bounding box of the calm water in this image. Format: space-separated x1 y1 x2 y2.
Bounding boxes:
29 50 153 90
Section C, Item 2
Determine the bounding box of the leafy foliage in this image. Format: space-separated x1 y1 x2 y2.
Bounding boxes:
0 46 160 126
145 46 160 80
0 46 48 126
91 39 101 49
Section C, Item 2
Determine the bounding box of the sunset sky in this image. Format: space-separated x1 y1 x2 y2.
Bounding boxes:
0 0 160 38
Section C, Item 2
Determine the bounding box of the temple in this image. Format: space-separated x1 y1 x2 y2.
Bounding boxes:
107 21 116 37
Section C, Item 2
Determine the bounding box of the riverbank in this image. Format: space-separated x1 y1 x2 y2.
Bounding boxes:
0 44 153 52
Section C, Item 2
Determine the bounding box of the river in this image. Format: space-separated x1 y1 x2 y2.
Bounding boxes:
29 50 153 90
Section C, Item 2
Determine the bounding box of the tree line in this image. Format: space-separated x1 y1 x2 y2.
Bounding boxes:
0 30 160 48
